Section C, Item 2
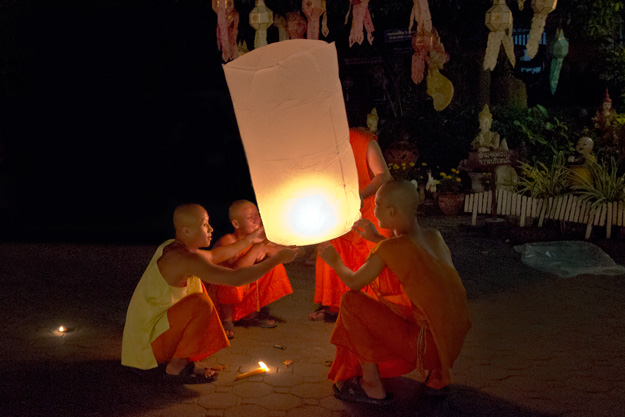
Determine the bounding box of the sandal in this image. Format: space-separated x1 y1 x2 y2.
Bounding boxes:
333 376 394 406
236 316 278 328
164 363 218 385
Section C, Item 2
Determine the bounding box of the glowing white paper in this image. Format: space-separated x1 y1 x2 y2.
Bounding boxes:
223 40 360 245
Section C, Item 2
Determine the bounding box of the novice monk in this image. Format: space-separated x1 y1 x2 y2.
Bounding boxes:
209 200 293 339
319 180 471 404
121 203 297 383
312 127 392 320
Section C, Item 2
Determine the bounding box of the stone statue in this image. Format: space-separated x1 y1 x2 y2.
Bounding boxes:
567 136 596 165
471 104 508 153
593 89 615 131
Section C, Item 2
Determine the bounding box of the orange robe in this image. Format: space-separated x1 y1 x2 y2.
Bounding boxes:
122 240 229 369
328 236 471 388
314 128 391 309
210 239 293 322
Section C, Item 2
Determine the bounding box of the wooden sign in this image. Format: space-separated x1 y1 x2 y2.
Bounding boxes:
465 150 517 170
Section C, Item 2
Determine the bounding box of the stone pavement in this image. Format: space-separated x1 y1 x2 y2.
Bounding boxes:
1 215 624 417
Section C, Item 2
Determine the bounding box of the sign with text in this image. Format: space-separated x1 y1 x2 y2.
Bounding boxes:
466 150 517 170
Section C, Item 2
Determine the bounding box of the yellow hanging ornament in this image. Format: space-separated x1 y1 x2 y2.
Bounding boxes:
483 0 515 71
526 0 557 59
249 0 273 49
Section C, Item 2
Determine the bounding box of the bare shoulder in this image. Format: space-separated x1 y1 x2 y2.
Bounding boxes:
419 227 454 267
158 243 198 286
215 233 238 247
421 227 446 245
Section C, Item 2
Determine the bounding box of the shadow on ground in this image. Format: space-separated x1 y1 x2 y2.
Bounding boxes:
0 360 197 417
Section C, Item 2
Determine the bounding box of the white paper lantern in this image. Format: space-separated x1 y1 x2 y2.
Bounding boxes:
223 40 361 246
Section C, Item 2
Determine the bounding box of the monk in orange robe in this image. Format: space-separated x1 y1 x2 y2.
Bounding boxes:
209 200 293 339
121 203 298 383
319 180 471 404
312 127 392 320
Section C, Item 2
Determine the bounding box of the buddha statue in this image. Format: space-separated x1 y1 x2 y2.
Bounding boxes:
568 136 596 165
471 104 508 153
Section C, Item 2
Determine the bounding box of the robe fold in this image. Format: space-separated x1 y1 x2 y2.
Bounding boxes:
210 241 293 322
122 240 229 370
328 236 471 388
314 128 391 309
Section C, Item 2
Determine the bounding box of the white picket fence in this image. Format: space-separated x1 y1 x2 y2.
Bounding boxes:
464 190 625 239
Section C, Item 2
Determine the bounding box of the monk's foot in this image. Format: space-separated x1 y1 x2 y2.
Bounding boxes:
222 320 235 339
359 377 387 400
333 376 394 405
165 358 190 376
236 312 277 328
164 361 218 384
425 369 445 389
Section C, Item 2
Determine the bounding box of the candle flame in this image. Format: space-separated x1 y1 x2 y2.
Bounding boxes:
258 361 268 371
58 326 65 332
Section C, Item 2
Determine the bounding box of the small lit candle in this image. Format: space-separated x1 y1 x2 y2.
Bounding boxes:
58 326 65 332
235 361 269 380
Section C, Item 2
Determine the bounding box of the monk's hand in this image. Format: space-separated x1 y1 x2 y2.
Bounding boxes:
352 218 379 242
248 226 265 244
276 246 299 264
318 242 340 266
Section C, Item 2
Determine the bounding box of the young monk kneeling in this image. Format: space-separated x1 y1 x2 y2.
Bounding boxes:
319 180 471 404
209 200 293 339
121 203 297 383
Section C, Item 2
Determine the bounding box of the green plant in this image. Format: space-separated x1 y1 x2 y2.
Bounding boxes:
512 105 573 166
388 160 417 181
515 153 571 199
571 158 625 211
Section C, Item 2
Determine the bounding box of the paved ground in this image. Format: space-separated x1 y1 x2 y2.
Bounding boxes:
1 215 624 417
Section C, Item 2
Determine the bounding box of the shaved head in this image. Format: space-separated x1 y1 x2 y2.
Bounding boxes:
173 204 206 232
228 200 255 221
377 180 420 218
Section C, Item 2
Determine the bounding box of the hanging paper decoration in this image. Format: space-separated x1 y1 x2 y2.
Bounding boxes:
526 0 557 59
286 11 307 40
426 29 454 111
549 28 568 95
274 14 288 42
223 40 361 245
213 0 239 62
238 40 249 57
518 0 526 10
345 0 374 47
249 0 273 49
302 0 329 40
484 0 516 71
409 0 432 34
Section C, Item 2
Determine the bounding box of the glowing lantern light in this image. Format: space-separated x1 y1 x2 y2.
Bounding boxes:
223 40 361 246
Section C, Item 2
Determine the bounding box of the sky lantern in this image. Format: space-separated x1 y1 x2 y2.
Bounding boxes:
302 0 329 40
483 0 516 71
223 40 361 246
549 28 568 94
249 0 273 49
526 0 557 59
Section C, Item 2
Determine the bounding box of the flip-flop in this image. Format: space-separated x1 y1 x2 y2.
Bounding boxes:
333 376 395 406
236 316 278 328
164 363 218 385
222 321 235 339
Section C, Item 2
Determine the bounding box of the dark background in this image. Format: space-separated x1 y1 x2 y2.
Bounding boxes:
0 0 606 243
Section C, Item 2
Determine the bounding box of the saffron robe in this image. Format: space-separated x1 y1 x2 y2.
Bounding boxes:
314 128 391 309
328 236 471 388
210 239 293 322
121 240 229 369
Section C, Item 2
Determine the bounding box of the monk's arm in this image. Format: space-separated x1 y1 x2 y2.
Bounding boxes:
188 247 297 286
209 228 264 264
359 140 392 200
352 218 386 244
318 243 385 291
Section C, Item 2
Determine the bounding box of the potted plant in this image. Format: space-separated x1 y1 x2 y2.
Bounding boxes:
571 158 625 214
435 168 465 215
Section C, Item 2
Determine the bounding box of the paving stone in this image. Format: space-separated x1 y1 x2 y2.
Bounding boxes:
197 392 238 410
158 403 207 417
232 381 274 398
258 393 302 410
291 382 332 399
223 404 268 417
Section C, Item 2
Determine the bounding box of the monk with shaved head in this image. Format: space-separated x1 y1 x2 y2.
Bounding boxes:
122 203 298 383
319 180 471 404
209 200 293 339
